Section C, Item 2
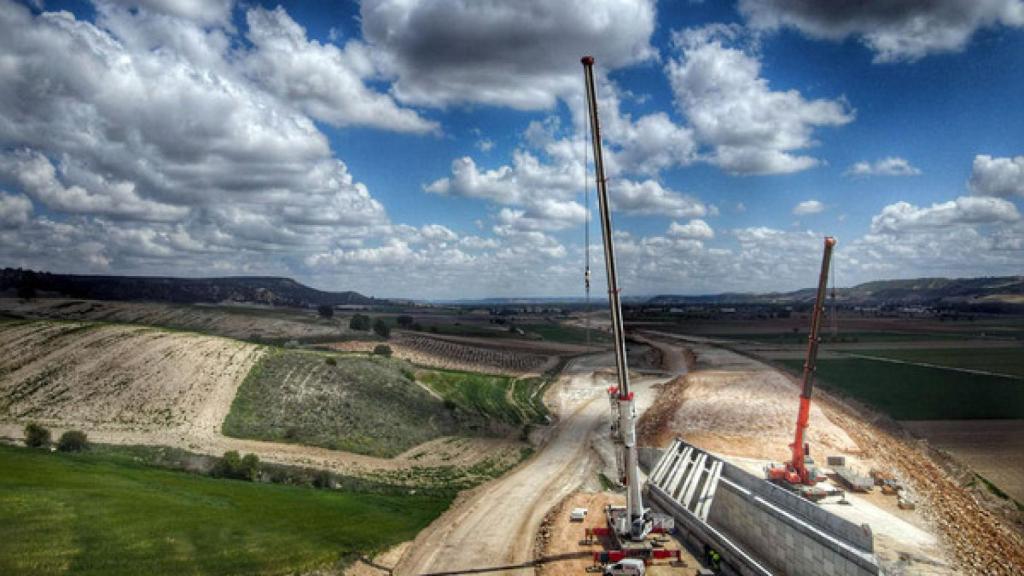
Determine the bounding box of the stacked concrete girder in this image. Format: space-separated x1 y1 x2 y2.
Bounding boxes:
645 439 880 576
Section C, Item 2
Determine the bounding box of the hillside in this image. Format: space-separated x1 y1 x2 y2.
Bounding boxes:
648 275 1024 308
1 268 377 308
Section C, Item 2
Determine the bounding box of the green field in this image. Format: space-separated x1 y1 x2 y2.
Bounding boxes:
519 323 611 345
223 350 470 457
718 330 976 344
418 370 549 427
853 347 1024 378
0 445 449 576
780 358 1024 420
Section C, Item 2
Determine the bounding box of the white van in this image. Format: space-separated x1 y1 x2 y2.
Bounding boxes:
570 507 588 522
602 558 645 576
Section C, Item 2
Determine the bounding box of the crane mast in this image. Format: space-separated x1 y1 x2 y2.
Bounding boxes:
582 56 648 540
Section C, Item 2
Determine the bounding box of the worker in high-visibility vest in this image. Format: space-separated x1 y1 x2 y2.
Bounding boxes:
708 549 721 571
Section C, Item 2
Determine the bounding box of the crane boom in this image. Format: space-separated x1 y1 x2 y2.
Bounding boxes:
790 236 835 477
582 55 647 539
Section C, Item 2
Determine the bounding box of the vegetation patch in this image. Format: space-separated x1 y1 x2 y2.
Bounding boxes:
780 358 1024 420
223 350 477 457
0 444 449 576
418 369 549 427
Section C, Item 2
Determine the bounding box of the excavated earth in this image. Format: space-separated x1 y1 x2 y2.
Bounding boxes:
637 332 1024 576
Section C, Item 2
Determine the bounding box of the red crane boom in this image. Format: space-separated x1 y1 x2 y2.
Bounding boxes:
768 236 836 491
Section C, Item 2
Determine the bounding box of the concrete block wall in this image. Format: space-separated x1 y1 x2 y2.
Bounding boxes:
708 484 878 576
721 460 873 553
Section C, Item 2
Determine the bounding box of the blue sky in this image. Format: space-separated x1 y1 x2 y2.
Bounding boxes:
0 0 1022 298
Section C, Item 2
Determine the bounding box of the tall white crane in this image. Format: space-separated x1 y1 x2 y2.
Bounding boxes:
582 55 650 541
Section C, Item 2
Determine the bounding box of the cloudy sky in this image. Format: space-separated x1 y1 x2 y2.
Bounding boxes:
0 0 1022 299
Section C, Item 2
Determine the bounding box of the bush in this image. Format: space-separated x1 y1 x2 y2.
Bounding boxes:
373 344 393 357
317 304 334 319
396 315 414 327
349 314 371 331
213 451 259 481
373 319 390 339
24 423 50 448
57 430 89 452
325 357 337 366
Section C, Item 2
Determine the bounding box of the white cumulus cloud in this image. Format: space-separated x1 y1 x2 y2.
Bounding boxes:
793 200 825 215
844 157 922 177
969 154 1024 197
666 25 854 175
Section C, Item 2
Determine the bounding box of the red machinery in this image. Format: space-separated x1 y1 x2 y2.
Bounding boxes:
767 236 836 494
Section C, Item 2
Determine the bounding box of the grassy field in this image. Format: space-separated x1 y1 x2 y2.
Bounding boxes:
780 358 1024 420
716 330 976 344
418 370 549 427
223 350 470 457
853 347 1024 378
519 323 611 345
0 444 449 576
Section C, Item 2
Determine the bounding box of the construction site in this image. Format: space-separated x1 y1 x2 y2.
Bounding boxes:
2 34 1024 576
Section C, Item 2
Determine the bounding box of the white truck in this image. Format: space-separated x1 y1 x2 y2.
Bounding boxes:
602 558 646 576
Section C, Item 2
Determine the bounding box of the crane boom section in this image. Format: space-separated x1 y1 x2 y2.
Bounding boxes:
791 236 836 474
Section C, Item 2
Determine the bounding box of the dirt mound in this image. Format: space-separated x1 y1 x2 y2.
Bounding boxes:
0 320 262 432
638 346 858 462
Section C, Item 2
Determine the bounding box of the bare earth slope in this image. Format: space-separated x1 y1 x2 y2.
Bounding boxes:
0 320 261 432
0 320 522 481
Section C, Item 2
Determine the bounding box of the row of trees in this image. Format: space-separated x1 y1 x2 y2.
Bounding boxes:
348 314 390 339
23 423 88 452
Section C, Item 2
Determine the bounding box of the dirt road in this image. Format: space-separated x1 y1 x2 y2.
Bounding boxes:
395 347 686 576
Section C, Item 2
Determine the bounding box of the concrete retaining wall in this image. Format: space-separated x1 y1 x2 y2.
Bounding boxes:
644 439 879 576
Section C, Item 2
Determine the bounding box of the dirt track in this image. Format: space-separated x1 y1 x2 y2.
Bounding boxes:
394 347 685 575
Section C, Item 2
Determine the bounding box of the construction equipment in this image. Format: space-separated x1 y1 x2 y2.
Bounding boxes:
581 55 651 542
766 236 836 496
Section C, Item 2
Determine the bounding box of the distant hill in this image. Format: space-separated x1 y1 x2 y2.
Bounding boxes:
648 276 1024 308
0 268 377 308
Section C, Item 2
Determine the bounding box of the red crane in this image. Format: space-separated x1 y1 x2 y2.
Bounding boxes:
767 236 836 493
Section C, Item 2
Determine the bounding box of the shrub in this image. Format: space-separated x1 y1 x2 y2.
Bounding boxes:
24 423 50 448
349 314 371 331
213 451 261 481
373 344 393 357
57 430 89 452
373 319 390 339
325 357 337 366
396 315 414 327
317 304 334 318
240 453 261 481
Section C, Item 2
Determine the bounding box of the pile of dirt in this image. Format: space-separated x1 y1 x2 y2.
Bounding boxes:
826 402 1024 575
638 361 858 461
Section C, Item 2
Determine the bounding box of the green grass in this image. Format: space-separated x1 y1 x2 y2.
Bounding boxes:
780 358 1024 420
418 370 549 426
0 444 450 576
223 350 469 458
853 347 1024 378
718 330 974 343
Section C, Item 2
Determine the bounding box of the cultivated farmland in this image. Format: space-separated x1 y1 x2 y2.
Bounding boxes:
0 320 261 431
779 357 1024 420
0 298 352 344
